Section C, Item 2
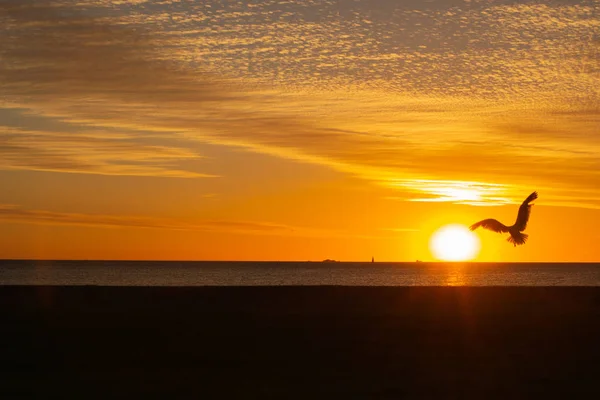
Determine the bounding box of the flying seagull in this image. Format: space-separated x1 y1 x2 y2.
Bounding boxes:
469 191 538 247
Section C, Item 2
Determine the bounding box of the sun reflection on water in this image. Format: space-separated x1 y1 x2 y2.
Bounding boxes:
444 264 468 286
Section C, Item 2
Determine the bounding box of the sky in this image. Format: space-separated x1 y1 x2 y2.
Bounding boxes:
0 0 599 261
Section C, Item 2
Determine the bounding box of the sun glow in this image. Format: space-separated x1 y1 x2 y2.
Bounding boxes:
430 224 480 261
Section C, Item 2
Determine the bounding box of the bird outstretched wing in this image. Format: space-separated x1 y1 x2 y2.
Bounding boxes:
514 191 537 231
469 219 509 233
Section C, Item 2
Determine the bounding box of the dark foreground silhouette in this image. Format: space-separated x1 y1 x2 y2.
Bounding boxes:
470 191 538 246
1 286 599 398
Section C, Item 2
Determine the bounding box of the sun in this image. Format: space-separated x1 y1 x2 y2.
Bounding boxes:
430 224 480 261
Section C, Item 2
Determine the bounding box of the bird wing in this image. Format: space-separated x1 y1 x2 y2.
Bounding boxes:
469 219 509 233
514 191 538 231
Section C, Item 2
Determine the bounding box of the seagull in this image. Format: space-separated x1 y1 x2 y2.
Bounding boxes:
469 191 538 247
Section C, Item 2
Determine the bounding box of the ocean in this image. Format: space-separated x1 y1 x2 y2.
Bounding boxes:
0 260 599 286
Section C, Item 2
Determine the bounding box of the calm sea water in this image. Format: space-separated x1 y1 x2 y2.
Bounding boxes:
1 260 599 286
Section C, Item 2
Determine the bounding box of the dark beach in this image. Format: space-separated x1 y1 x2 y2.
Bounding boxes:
1 286 599 398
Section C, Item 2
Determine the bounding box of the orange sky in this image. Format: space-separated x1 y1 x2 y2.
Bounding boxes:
1 0 599 261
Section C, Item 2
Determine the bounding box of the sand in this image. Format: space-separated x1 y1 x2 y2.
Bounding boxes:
1 286 599 398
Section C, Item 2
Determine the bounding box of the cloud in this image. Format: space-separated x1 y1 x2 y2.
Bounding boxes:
0 203 328 237
0 202 411 239
0 126 210 177
382 227 420 233
1 1 599 208
0 0 225 177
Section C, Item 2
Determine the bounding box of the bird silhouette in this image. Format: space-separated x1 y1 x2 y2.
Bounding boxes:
469 191 538 247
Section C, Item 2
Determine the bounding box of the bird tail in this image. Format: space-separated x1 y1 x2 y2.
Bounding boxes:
507 231 528 246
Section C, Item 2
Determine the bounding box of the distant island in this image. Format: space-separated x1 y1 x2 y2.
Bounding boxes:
322 259 338 263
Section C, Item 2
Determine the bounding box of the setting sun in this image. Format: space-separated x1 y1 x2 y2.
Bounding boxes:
430 224 480 261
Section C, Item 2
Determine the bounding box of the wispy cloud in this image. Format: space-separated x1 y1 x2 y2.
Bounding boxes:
391 180 513 206
1 1 599 207
381 228 420 233
0 203 368 238
0 202 414 239
0 126 210 177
